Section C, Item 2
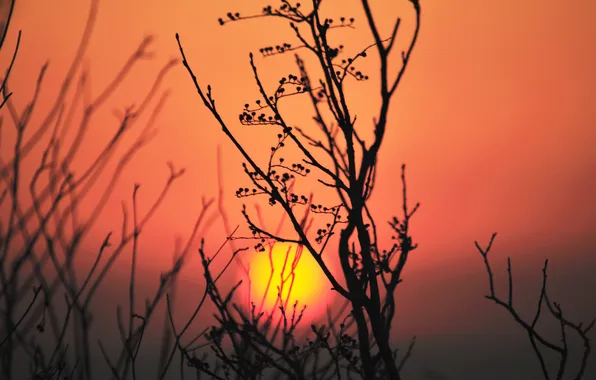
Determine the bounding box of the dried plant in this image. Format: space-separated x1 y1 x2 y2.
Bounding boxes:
176 0 421 378
475 233 595 380
1 0 19 111
0 1 213 379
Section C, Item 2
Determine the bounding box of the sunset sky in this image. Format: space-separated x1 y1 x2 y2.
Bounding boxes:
2 0 595 378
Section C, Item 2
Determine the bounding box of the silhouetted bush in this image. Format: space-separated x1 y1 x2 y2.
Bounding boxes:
177 0 421 378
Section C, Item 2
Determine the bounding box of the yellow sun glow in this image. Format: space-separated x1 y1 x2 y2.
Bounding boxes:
244 242 329 316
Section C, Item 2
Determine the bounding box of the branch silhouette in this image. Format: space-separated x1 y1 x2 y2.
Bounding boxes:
476 233 595 380
0 2 212 379
177 1 421 378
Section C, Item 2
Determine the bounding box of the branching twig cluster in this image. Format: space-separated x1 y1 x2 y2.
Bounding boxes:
177 0 421 378
476 233 595 380
0 2 217 379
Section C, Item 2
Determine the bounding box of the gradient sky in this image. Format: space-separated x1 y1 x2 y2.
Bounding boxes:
2 0 596 379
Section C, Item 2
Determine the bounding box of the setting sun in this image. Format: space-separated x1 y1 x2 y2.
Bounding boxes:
241 242 331 318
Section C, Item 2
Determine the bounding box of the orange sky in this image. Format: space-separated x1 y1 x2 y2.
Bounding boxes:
2 0 596 377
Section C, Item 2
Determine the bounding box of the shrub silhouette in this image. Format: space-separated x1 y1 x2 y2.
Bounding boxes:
176 0 422 378
0 1 196 379
475 234 594 380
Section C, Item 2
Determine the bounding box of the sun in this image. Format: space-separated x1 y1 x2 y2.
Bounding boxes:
239 241 332 319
